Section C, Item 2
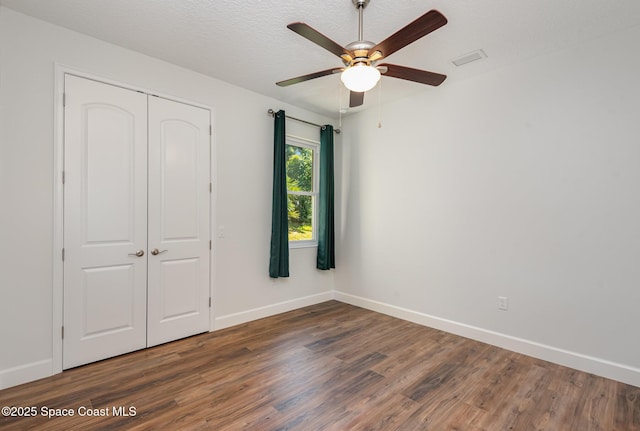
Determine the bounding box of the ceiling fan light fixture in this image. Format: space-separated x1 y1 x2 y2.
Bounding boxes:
340 63 381 92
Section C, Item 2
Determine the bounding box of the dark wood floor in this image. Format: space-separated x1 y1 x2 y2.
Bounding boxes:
1 301 638 430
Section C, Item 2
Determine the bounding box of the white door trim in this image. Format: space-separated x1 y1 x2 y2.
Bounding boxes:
52 64 216 375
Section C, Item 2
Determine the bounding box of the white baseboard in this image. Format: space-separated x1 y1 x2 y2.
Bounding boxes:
213 291 334 331
334 291 640 388
0 359 53 390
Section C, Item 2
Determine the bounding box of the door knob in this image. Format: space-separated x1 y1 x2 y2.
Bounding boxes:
128 250 145 257
151 248 168 256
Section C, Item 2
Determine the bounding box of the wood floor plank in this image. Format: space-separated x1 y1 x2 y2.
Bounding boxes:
616 382 640 430
0 300 638 430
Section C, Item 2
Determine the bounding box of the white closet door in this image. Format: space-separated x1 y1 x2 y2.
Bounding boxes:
146 96 211 347
63 75 148 369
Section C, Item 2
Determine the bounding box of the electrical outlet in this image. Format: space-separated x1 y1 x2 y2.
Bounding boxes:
498 296 508 311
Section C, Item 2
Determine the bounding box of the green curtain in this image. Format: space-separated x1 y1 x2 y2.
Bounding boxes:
317 125 335 270
269 110 289 278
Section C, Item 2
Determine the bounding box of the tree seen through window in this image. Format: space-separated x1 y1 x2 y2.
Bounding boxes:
286 142 317 242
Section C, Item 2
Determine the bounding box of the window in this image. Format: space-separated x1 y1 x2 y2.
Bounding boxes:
286 136 319 246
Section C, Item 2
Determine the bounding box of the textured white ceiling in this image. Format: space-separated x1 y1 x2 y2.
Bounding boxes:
2 0 640 117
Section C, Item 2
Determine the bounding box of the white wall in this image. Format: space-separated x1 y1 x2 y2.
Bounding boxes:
0 7 334 389
336 24 640 386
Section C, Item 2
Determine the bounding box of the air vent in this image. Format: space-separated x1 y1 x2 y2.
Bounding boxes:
451 49 487 67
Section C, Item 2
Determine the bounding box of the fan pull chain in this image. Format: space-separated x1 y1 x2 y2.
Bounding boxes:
338 79 343 129
377 78 382 128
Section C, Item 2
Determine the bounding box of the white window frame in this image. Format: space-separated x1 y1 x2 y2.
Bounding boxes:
286 135 319 248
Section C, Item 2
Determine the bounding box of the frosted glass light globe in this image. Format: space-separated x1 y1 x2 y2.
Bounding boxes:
341 64 381 92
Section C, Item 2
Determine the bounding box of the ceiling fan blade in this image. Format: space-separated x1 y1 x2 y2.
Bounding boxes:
276 68 343 87
349 91 364 107
368 10 447 60
379 64 446 86
287 22 352 61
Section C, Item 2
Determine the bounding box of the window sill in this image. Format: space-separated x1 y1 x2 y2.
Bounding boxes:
289 240 317 249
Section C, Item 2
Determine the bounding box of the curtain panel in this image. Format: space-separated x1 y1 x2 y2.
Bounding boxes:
317 125 335 270
269 110 289 278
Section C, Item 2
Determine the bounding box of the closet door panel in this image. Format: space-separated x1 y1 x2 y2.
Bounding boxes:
63 75 148 369
147 96 211 347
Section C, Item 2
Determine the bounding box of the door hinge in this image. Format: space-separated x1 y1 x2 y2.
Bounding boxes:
62 248 65 261
61 326 64 339
209 182 212 193
209 297 212 308
209 125 212 136
62 93 66 107
62 171 65 185
209 240 212 250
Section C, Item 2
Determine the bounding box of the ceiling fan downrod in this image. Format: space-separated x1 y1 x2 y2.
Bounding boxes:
353 0 370 41
346 0 375 67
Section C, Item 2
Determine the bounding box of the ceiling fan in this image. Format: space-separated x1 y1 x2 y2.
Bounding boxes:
276 0 448 108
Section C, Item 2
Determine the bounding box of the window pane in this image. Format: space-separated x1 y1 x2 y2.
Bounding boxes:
286 145 313 192
288 194 313 241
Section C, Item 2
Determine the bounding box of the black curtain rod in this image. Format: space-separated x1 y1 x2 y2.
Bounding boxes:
267 109 340 134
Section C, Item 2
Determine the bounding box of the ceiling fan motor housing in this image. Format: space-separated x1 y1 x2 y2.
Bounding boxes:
345 40 375 66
